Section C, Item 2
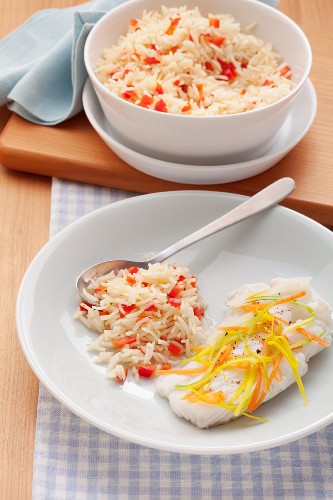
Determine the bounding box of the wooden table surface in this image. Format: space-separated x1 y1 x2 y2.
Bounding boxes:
0 1 332 497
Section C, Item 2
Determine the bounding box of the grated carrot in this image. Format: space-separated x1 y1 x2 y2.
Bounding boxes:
273 314 329 347
247 365 263 413
156 366 206 376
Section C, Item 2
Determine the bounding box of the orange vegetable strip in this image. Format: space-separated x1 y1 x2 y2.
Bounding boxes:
273 315 329 347
251 390 267 411
241 291 307 312
225 362 252 370
272 290 307 306
161 363 171 371
217 343 233 366
269 353 284 384
156 367 207 376
247 365 262 413
218 325 248 331
259 340 269 357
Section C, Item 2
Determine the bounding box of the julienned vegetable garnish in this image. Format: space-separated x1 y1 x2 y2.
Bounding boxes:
155 278 333 428
177 291 319 417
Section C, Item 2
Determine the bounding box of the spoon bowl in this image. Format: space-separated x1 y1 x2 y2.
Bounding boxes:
76 177 295 304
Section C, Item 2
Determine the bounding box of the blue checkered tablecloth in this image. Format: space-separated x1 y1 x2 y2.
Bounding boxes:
32 178 333 499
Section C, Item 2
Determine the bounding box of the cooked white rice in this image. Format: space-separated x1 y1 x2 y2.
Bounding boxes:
74 262 206 382
96 6 292 116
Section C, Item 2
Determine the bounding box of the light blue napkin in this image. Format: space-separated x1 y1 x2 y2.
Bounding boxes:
0 0 279 126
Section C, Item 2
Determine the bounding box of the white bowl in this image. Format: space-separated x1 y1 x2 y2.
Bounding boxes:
84 0 312 165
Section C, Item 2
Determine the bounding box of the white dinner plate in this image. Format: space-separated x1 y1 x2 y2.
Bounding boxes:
16 191 333 455
83 78 317 185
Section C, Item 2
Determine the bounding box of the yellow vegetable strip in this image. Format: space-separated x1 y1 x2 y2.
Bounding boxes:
189 345 205 352
267 337 307 403
234 365 257 416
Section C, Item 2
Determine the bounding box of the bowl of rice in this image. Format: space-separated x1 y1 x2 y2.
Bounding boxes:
84 0 312 165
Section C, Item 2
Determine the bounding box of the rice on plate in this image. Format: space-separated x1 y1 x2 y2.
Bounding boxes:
95 5 292 116
75 262 207 382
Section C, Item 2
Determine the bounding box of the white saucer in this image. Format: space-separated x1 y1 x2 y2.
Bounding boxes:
83 79 317 185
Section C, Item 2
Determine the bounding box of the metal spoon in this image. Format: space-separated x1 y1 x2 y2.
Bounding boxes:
76 177 295 305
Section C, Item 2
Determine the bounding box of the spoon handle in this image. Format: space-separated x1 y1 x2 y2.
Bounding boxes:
149 177 295 264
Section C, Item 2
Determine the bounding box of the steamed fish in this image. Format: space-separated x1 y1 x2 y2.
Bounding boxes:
155 278 333 428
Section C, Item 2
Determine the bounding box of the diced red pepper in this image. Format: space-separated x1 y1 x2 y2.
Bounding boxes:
165 16 180 35
217 59 237 82
193 307 205 320
144 304 158 312
94 285 107 293
280 65 292 77
142 282 149 287
99 310 109 316
121 69 132 79
209 18 220 28
240 89 246 95
126 275 136 285
205 61 214 71
113 336 137 349
177 275 186 282
123 68 131 75
155 82 164 94
169 45 179 54
168 341 182 356
129 19 138 27
203 34 225 47
120 304 136 317
122 90 138 100
213 36 225 47
138 364 156 377
196 83 203 92
263 79 274 87
79 301 91 312
181 104 192 113
139 95 154 108
189 276 197 287
173 79 181 86
154 99 167 113
144 56 160 65
136 314 151 323
128 267 138 274
180 84 188 93
168 285 181 298
116 367 128 382
169 297 182 307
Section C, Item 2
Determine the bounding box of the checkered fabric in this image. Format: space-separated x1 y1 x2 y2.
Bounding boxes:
32 178 333 499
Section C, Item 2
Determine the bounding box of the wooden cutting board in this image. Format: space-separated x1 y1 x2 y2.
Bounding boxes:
0 111 332 227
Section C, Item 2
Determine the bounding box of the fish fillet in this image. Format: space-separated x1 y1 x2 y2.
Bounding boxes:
155 277 333 428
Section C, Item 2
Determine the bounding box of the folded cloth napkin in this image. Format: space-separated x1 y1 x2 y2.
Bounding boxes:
0 0 279 126
0 0 124 125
